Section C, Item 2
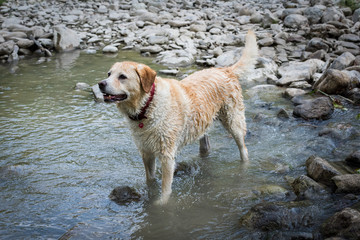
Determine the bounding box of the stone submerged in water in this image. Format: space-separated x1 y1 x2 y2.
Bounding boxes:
109 186 141 204
293 96 334 120
305 156 341 187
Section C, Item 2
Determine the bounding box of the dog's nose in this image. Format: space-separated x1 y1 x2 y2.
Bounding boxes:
98 80 107 92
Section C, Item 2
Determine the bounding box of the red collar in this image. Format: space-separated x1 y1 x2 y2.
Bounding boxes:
128 83 156 123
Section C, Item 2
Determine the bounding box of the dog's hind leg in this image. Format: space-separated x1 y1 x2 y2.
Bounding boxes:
142 152 156 182
219 109 249 162
199 134 210 156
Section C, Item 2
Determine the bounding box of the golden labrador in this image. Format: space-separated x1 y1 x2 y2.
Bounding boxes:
98 30 258 204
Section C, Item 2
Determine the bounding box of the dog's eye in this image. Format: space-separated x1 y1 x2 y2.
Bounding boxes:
118 74 127 80
107 72 111 77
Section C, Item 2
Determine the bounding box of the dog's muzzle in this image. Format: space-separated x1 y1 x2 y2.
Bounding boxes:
98 80 128 102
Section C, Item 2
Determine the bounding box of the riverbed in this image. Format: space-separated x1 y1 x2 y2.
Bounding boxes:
0 51 359 239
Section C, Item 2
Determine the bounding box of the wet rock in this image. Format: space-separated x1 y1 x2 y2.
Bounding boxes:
53 25 80 52
319 123 359 141
276 59 325 86
174 161 198 176
92 84 104 102
321 208 360 239
284 14 309 29
8 45 19 62
75 82 91 91
314 69 351 95
240 201 319 231
329 52 355 70
293 97 334 120
284 88 307 99
277 108 290 119
102 45 118 53
332 174 360 193
345 150 360 167
291 175 329 200
109 186 141 204
306 156 341 187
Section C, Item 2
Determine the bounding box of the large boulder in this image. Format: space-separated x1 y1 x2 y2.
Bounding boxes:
313 69 351 95
332 174 360 193
321 208 360 239
305 156 340 187
293 97 334 120
0 40 15 55
276 59 325 86
291 175 329 200
53 25 80 52
329 52 356 70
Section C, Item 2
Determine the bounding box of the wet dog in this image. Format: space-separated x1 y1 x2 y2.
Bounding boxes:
98 30 258 204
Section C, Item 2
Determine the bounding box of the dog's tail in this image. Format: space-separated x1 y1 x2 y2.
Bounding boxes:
230 30 258 78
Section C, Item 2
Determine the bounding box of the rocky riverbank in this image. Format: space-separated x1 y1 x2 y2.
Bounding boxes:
1 0 360 239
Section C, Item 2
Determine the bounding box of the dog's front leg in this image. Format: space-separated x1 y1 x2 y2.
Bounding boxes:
157 154 175 205
142 152 156 182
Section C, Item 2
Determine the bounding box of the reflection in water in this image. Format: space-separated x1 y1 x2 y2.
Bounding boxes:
0 51 359 239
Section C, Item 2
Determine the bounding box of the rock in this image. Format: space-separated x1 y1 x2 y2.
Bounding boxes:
304 6 324 24
156 50 194 67
329 52 355 70
98 5 108 14
109 186 141 204
284 14 308 29
0 40 15 55
75 82 91 91
158 69 179 75
306 156 341 187
293 97 334 120
174 161 198 176
140 45 163 54
313 69 351 95
102 45 118 53
7 45 19 62
321 7 344 23
215 48 242 67
308 49 327 60
353 8 360 22
277 108 290 119
319 122 359 141
189 24 207 32
16 39 34 49
240 201 319 231
258 37 274 47
276 59 325 86
332 174 360 193
262 9 279 28
53 25 80 52
339 34 360 43
168 20 190 27
291 175 329 200
345 151 360 167
147 35 168 45
284 88 307 99
321 208 360 239
305 38 330 52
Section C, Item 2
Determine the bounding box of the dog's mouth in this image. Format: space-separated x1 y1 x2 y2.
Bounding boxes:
103 93 128 102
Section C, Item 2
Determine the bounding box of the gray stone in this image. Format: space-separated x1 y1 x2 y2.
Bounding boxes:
306 156 340 187
353 8 360 22
332 174 360 193
250 12 262 24
136 10 159 24
38 38 53 49
0 40 15 55
98 5 108 14
215 48 242 67
321 208 360 239
87 36 102 44
53 25 80 52
330 52 355 70
305 38 330 52
304 6 323 24
314 69 351 95
75 82 91 91
92 84 104 102
148 35 168 45
8 45 19 62
321 7 344 23
102 45 118 53
339 34 360 42
109 186 141 204
291 175 329 200
140 45 163 54
262 9 279 28
276 59 325 86
168 20 190 27
284 88 307 99
156 50 194 67
258 37 274 47
16 39 34 49
240 201 319 231
293 97 334 120
284 14 309 29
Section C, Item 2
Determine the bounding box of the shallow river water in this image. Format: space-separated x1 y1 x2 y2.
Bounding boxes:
0 51 359 239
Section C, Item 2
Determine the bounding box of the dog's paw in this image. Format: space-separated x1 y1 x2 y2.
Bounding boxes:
154 194 170 206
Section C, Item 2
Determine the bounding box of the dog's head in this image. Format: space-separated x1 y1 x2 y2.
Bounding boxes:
98 61 156 103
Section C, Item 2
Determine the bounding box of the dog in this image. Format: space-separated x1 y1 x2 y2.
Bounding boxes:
98 30 258 204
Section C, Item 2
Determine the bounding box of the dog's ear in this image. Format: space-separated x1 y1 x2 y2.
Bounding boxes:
136 64 156 93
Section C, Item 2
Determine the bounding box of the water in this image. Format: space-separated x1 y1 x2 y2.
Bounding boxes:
0 51 359 239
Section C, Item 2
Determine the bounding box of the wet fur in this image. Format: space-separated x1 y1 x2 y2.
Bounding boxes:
99 30 258 204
